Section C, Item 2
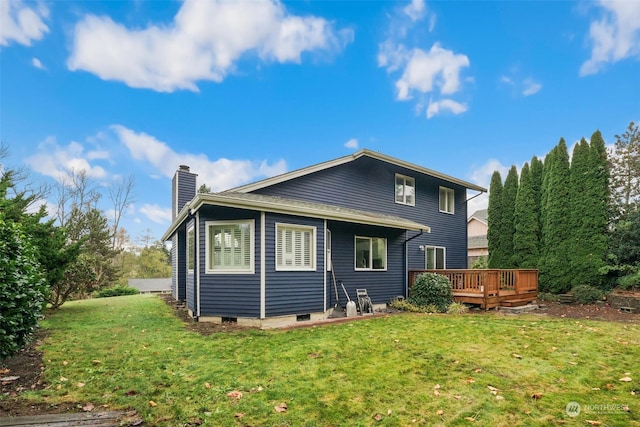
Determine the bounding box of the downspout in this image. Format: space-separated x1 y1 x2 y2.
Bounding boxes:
465 190 485 203
403 230 425 298
196 211 201 319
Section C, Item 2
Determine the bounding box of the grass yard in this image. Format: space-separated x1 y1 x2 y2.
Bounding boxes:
19 295 640 426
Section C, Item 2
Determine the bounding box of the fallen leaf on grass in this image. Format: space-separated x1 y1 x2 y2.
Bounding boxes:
373 413 382 421
531 393 542 400
434 390 441 397
585 421 602 426
204 382 211 389
464 417 475 422
274 402 287 413
91 360 101 365
387 409 392 416
62 360 68 366
606 384 615 390
620 377 632 382
0 368 9 375
234 413 245 418
567 361 577 365
59 376 68 382
512 354 522 359
82 403 94 412
622 405 630 412
465 378 475 384
474 368 482 373
496 395 505 401
149 400 157 407
77 382 85 387
454 395 462 400
226 390 243 400
436 409 444 416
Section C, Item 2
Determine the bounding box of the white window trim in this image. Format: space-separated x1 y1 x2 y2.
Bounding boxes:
205 220 255 275
425 246 446 269
354 235 388 271
275 223 317 271
187 224 195 273
439 186 455 214
395 173 416 206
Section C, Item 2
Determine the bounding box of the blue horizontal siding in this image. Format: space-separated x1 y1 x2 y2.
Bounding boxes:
264 214 325 317
252 156 468 269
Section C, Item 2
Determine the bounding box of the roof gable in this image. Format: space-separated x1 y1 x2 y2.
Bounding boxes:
231 149 486 193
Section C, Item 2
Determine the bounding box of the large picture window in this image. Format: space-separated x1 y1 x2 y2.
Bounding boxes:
439 186 455 214
187 225 195 272
206 220 254 274
355 236 387 270
276 224 316 271
426 246 446 269
395 174 415 206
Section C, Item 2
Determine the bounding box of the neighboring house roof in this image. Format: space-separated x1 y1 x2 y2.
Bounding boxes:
468 235 488 249
128 278 171 293
231 149 487 193
468 208 488 224
162 191 431 241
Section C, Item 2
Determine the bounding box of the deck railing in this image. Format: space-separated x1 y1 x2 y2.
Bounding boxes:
409 269 538 299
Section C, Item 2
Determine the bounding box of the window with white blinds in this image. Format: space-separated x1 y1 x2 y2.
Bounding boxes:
205 220 254 274
276 224 316 271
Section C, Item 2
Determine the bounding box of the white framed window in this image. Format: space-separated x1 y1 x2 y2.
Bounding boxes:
395 174 415 206
426 246 446 269
355 236 387 271
205 220 254 274
187 225 195 272
326 229 332 272
439 186 455 214
276 223 316 271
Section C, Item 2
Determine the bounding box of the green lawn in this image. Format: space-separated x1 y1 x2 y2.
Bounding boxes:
21 295 640 426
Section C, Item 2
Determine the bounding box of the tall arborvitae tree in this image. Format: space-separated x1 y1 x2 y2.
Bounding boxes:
539 139 572 293
569 139 592 287
487 171 505 268
512 163 539 267
501 166 519 268
529 156 544 253
609 121 640 219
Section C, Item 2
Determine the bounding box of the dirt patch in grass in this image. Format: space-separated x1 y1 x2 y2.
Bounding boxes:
539 300 640 323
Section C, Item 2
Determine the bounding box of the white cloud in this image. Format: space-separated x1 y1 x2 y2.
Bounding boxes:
31 57 44 69
522 78 542 96
344 138 359 149
0 0 49 46
111 125 287 191
67 0 353 92
580 0 640 76
467 158 511 215
395 44 470 100
25 137 108 182
139 204 172 224
378 2 470 119
425 98 467 119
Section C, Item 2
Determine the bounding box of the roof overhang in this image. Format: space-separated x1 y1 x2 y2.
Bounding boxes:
162 192 431 241
231 149 487 193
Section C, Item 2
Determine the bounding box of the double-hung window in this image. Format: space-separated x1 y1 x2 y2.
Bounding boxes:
276 224 316 271
426 246 446 269
206 220 254 274
187 225 195 272
355 236 387 270
439 186 455 214
395 174 415 206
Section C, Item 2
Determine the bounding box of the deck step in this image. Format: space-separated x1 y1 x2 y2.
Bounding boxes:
500 298 535 307
558 294 575 304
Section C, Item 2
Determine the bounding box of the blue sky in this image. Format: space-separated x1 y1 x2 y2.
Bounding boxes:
1 0 639 244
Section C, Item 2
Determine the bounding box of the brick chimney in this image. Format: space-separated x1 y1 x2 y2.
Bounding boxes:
172 165 197 220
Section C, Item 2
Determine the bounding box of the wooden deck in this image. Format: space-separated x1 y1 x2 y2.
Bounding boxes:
409 269 538 309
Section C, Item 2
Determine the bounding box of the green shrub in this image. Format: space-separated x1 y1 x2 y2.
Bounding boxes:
95 286 139 298
0 220 46 360
409 273 453 313
537 292 558 302
471 256 488 269
447 302 469 314
389 299 429 313
617 271 640 290
570 285 606 304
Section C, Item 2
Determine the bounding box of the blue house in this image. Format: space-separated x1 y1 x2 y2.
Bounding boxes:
162 149 485 327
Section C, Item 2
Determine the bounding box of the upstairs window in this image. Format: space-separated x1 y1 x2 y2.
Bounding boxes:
355 236 387 270
276 224 316 271
426 246 446 269
206 220 254 274
395 174 415 206
439 186 455 214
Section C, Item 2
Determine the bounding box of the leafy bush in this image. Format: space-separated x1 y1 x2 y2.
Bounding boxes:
537 292 559 302
409 273 453 313
471 256 488 269
447 302 469 314
389 299 430 313
0 219 46 360
570 285 606 304
95 286 139 298
617 271 640 290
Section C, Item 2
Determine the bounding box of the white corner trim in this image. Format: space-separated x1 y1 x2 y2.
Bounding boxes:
260 212 266 319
